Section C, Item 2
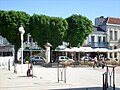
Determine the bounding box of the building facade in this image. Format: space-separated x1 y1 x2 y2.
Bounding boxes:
85 16 120 60
85 26 109 48
17 33 44 61
0 35 14 56
0 35 10 45
0 35 14 65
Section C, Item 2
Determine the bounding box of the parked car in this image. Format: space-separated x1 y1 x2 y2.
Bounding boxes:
30 56 46 65
56 56 73 62
81 56 94 61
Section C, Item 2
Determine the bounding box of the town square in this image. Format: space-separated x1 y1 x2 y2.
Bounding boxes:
0 0 120 90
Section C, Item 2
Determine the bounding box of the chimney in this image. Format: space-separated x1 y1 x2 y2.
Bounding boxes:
95 16 105 26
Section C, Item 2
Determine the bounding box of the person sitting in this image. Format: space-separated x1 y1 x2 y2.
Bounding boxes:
27 66 32 77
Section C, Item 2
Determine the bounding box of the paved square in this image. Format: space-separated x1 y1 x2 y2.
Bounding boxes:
0 64 120 90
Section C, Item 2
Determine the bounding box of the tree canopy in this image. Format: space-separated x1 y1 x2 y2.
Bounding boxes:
0 10 30 62
0 10 30 48
64 14 93 47
29 14 68 49
0 10 93 50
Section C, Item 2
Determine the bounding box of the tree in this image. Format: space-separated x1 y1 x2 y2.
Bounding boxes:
48 17 68 48
29 14 68 49
0 10 30 62
64 14 93 47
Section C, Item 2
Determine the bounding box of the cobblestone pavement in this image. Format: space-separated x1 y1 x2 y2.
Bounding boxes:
0 64 120 90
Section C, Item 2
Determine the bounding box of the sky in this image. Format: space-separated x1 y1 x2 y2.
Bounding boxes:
0 0 120 24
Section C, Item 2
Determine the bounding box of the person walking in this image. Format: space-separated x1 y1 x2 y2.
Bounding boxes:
93 56 98 68
101 56 105 69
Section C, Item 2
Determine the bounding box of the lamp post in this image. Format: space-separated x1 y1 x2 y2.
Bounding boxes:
19 25 25 73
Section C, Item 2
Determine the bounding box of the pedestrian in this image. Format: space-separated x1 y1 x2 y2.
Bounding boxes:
101 56 105 69
93 56 98 68
27 65 33 77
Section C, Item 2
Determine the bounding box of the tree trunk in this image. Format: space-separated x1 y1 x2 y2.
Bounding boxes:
13 46 19 73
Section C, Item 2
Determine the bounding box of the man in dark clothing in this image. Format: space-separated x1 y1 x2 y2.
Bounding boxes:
27 65 32 77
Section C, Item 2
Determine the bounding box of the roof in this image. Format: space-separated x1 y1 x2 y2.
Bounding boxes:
93 26 105 32
0 35 9 45
44 42 52 47
106 17 120 25
0 45 14 52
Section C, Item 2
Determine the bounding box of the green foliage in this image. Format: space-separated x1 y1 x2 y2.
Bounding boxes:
0 10 30 48
29 14 68 49
0 10 93 51
0 10 30 62
64 14 93 47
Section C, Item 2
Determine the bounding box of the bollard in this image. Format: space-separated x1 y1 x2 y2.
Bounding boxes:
113 67 115 90
4 59 5 69
31 64 33 78
103 72 107 90
103 65 116 90
57 62 66 83
103 73 105 90
8 59 10 71
14 63 17 74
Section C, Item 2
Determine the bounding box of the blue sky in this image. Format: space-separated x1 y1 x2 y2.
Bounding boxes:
0 0 120 23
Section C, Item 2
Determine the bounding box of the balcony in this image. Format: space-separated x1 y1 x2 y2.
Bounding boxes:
89 42 109 48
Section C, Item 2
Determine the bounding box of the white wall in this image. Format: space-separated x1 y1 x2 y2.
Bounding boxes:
106 25 120 60
0 56 14 67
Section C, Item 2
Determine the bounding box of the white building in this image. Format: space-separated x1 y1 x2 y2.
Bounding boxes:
85 26 108 48
85 16 120 60
0 35 14 65
0 35 10 45
17 33 44 61
23 33 41 50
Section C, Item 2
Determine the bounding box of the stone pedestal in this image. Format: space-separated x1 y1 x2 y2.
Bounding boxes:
44 42 52 63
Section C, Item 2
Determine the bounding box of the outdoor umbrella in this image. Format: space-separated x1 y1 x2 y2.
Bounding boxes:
112 48 120 52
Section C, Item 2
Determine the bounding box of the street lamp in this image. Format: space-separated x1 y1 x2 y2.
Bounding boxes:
19 25 25 73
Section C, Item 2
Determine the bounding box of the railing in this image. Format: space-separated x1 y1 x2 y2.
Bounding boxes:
103 65 116 90
57 62 66 83
103 72 108 90
89 42 109 47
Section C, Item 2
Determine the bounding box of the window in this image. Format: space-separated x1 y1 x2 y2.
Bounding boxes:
0 39 3 44
114 53 117 58
91 36 95 46
103 37 106 42
114 46 117 49
114 31 117 40
0 39 1 44
110 31 113 40
110 53 112 58
98 36 101 43
61 57 64 59
35 57 39 59
91 36 94 42
40 57 43 59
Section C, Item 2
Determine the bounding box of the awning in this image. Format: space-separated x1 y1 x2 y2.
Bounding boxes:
112 48 120 52
93 48 112 52
0 45 14 52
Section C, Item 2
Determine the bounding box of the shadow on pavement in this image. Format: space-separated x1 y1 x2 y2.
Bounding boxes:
18 75 37 78
18 76 28 77
53 87 120 90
